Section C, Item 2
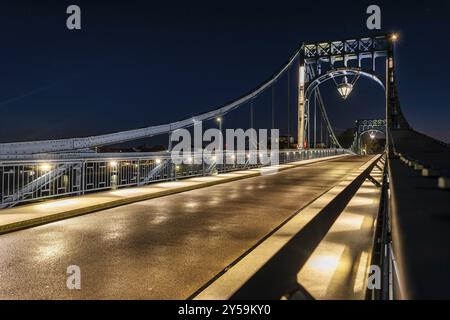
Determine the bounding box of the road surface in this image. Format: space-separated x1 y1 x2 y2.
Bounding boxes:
0 155 371 299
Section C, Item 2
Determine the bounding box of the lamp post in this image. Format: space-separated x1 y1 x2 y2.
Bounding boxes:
216 117 222 145
216 117 223 164
391 33 398 42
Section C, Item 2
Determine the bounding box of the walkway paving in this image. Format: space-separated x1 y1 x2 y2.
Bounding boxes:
296 158 383 299
0 155 369 299
0 155 347 234
195 154 382 300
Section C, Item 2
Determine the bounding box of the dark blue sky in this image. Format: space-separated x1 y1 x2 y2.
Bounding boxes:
0 0 449 144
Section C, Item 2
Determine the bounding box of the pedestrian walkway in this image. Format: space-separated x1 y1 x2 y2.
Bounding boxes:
0 155 348 235
194 154 383 300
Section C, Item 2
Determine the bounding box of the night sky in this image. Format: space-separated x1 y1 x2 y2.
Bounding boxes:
0 0 449 145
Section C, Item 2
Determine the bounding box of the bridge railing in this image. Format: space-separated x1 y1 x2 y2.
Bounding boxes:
0 149 348 209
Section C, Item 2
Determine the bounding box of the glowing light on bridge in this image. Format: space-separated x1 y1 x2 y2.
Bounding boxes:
336 80 354 100
39 164 52 172
109 161 118 167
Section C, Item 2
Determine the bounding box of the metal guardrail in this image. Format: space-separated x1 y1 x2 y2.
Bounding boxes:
366 155 391 300
0 149 348 208
387 130 450 299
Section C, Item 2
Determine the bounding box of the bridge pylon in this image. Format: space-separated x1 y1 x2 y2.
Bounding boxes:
296 33 409 153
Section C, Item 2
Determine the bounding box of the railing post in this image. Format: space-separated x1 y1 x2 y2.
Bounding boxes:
0 163 3 206
174 161 177 180
81 161 86 195
137 159 141 186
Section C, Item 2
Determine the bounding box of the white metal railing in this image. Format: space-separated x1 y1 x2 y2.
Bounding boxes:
0 149 348 209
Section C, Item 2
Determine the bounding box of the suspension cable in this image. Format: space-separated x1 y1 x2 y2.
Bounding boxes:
250 100 254 129
315 88 343 149
314 90 317 148
271 85 275 130
287 66 291 148
320 108 323 146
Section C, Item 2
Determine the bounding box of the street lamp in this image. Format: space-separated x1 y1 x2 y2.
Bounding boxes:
216 117 223 161
336 78 353 100
333 71 360 100
109 161 118 168
216 117 222 134
39 164 52 172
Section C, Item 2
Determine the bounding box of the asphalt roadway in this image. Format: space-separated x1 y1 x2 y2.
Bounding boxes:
0 155 371 299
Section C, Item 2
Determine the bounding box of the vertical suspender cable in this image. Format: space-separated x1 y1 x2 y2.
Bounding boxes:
168 132 172 151
250 100 254 129
314 90 317 148
249 100 255 150
307 101 310 149
320 109 323 147
315 88 342 149
272 85 275 130
287 67 290 148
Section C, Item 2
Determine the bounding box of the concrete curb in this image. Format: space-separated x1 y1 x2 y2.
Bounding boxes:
0 154 348 235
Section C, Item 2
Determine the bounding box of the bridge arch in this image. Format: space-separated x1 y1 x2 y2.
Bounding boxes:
357 129 386 155
352 119 387 154
300 68 386 150
304 68 385 99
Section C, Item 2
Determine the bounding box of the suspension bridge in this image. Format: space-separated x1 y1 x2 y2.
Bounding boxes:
0 33 449 300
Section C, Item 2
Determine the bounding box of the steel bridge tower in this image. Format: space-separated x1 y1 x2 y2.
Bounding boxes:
297 33 409 151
